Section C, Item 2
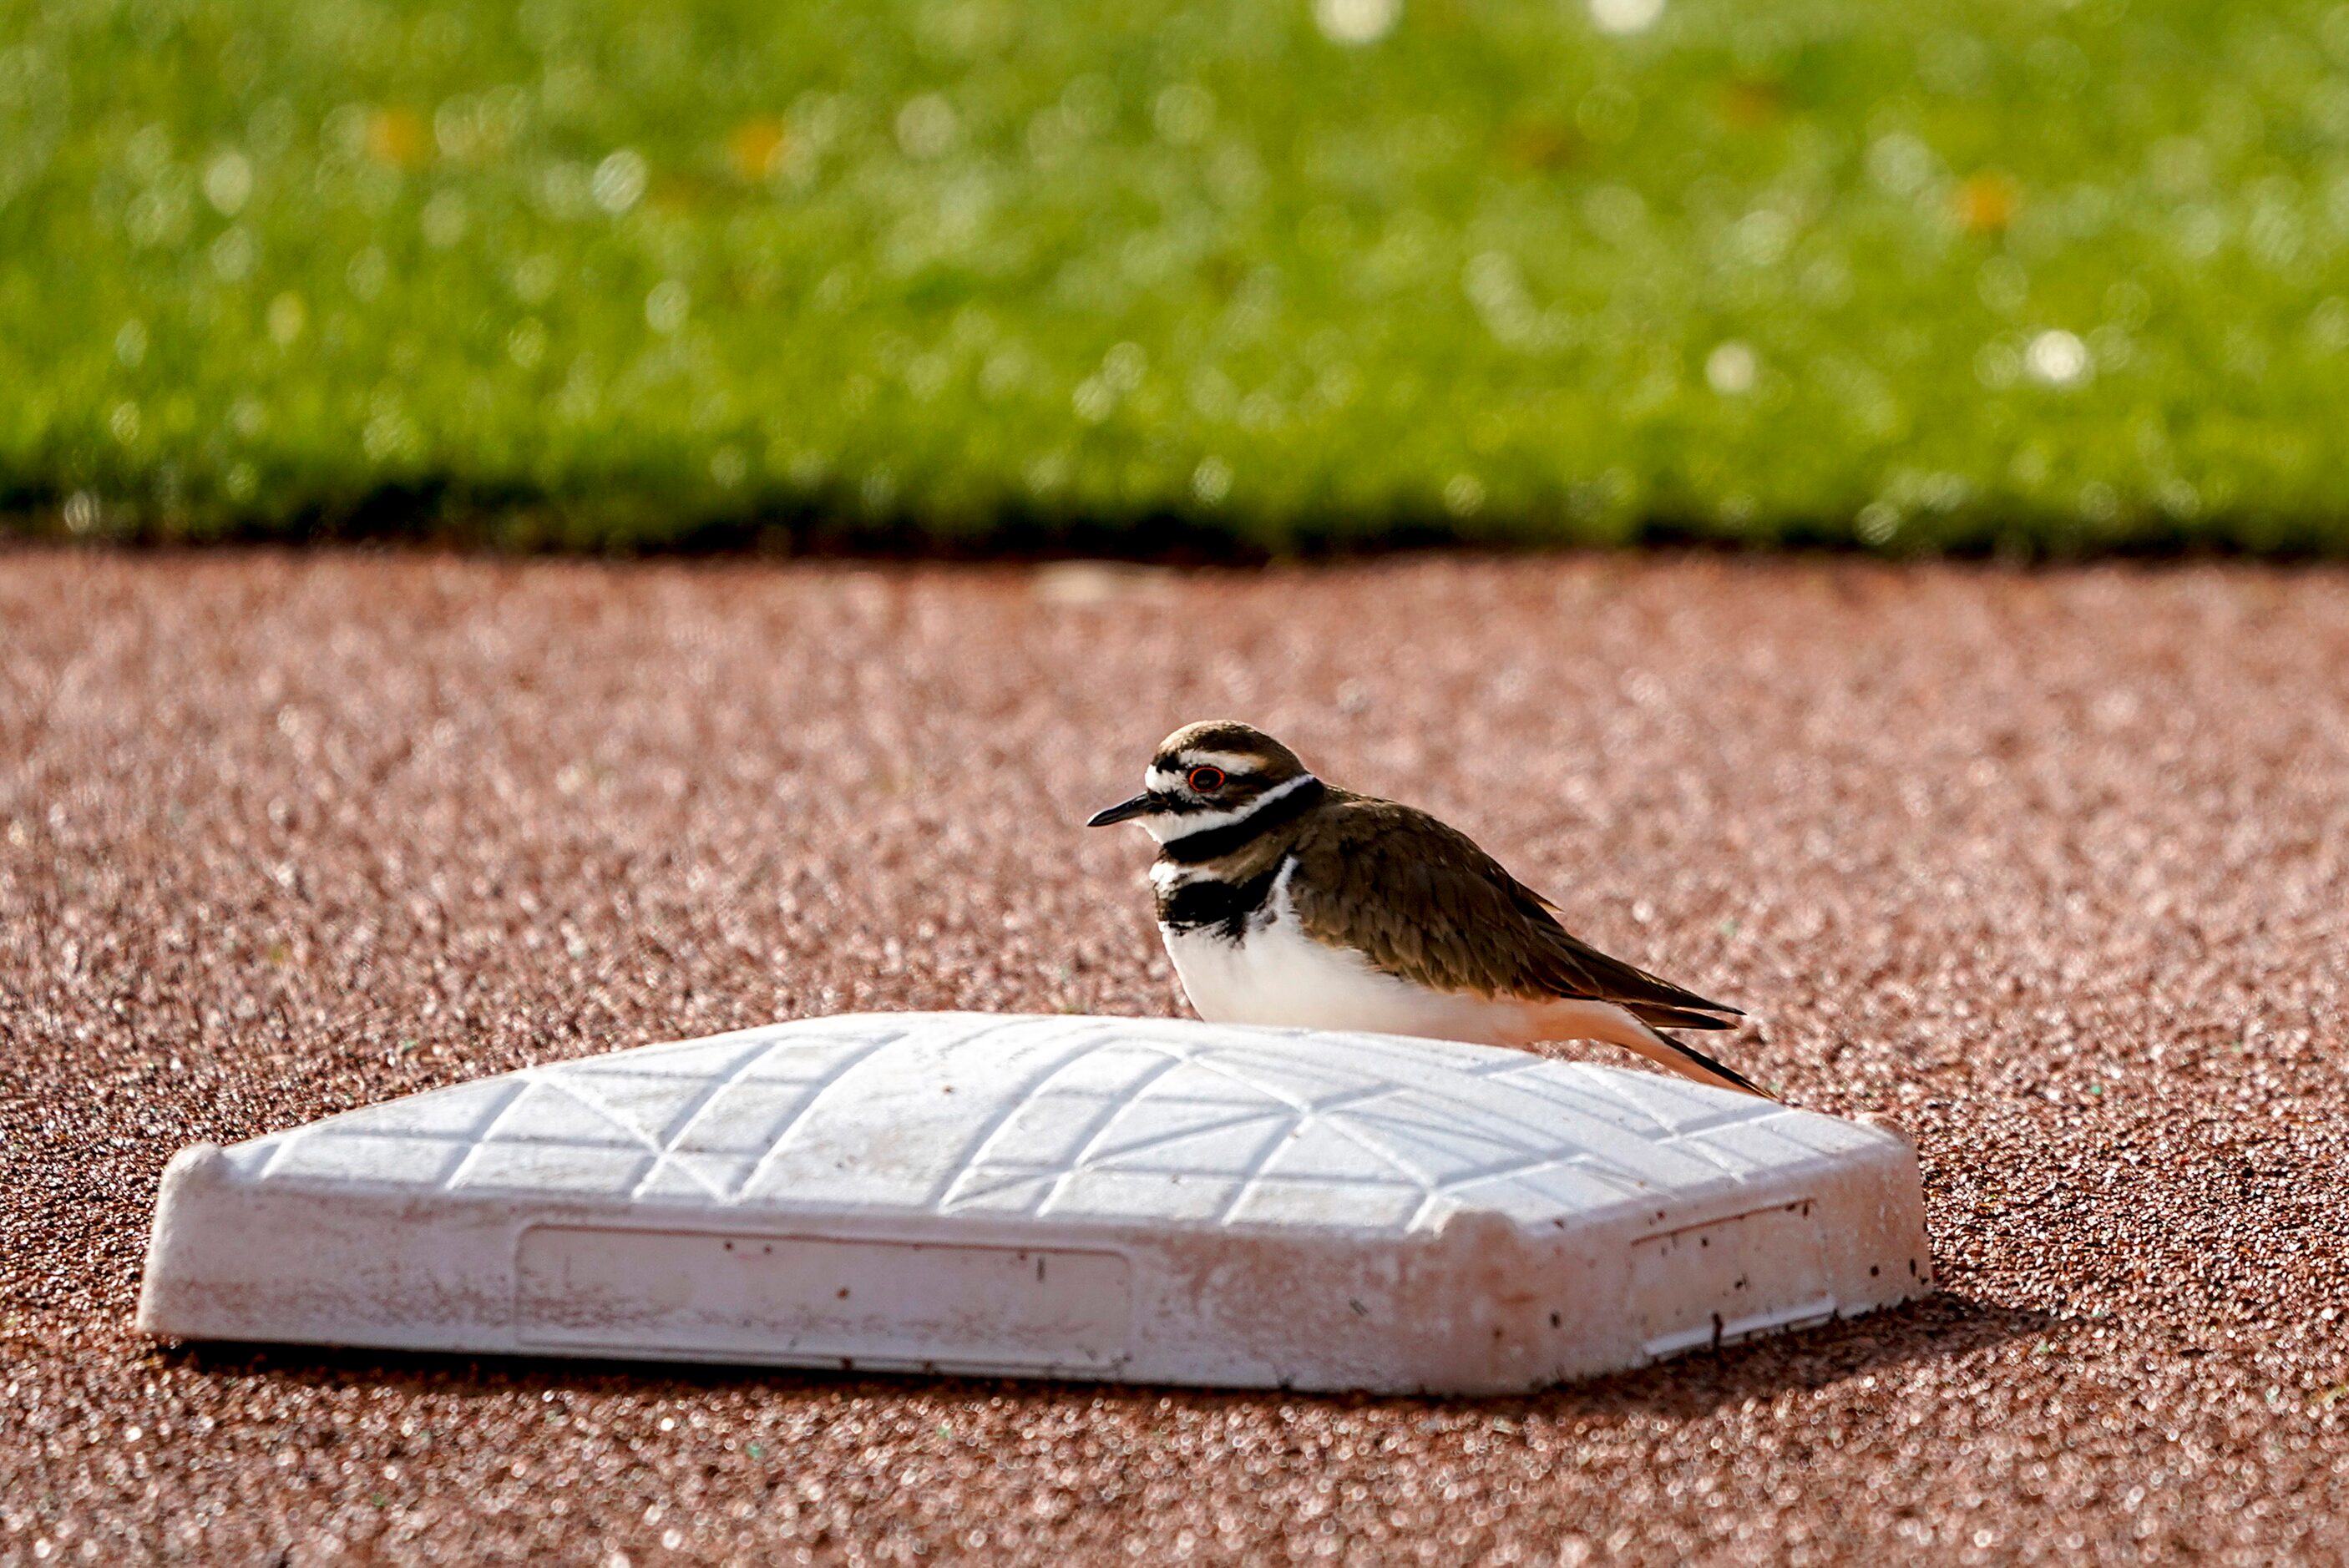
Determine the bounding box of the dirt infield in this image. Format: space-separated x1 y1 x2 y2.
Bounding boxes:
3 548 2346 1565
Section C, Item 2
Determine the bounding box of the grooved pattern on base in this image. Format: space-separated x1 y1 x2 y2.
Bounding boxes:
230 1013 1881 1236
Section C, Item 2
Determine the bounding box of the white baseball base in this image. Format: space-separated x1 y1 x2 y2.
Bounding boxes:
138 1014 1931 1393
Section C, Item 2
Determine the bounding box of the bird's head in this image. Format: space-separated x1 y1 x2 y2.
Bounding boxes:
1086 721 1314 842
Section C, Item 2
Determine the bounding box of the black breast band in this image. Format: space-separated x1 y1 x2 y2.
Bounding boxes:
1159 861 1286 941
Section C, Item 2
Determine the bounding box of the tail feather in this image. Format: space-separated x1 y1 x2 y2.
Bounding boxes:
1624 1001 1739 1033
1524 999 1774 1100
1642 1029 1774 1099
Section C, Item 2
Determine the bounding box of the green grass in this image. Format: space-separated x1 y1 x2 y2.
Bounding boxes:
7 0 2349 552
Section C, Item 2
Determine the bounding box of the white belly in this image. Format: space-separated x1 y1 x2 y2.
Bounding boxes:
1160 876 1532 1045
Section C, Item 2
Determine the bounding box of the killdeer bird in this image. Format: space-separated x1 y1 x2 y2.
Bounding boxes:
1087 721 1768 1097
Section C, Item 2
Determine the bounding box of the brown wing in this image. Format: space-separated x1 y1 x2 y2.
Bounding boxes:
1287 796 1741 1020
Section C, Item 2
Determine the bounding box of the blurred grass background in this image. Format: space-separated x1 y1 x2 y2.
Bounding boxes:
5 0 2349 553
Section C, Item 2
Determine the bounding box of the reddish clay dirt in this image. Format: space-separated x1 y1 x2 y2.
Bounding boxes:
3 548 2346 1564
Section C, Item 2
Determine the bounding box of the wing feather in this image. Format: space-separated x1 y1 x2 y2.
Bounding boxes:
1288 797 1742 1018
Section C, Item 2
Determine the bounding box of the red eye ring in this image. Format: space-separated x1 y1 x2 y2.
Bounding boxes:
1187 766 1226 793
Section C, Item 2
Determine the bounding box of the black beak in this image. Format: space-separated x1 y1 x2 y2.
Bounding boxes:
1086 792 1161 827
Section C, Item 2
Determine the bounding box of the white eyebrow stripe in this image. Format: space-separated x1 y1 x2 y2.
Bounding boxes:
1169 751 1268 775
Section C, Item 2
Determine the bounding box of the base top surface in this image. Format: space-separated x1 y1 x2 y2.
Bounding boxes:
210 1012 1888 1237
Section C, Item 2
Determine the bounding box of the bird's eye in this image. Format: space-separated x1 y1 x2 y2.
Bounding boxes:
1187 766 1226 793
